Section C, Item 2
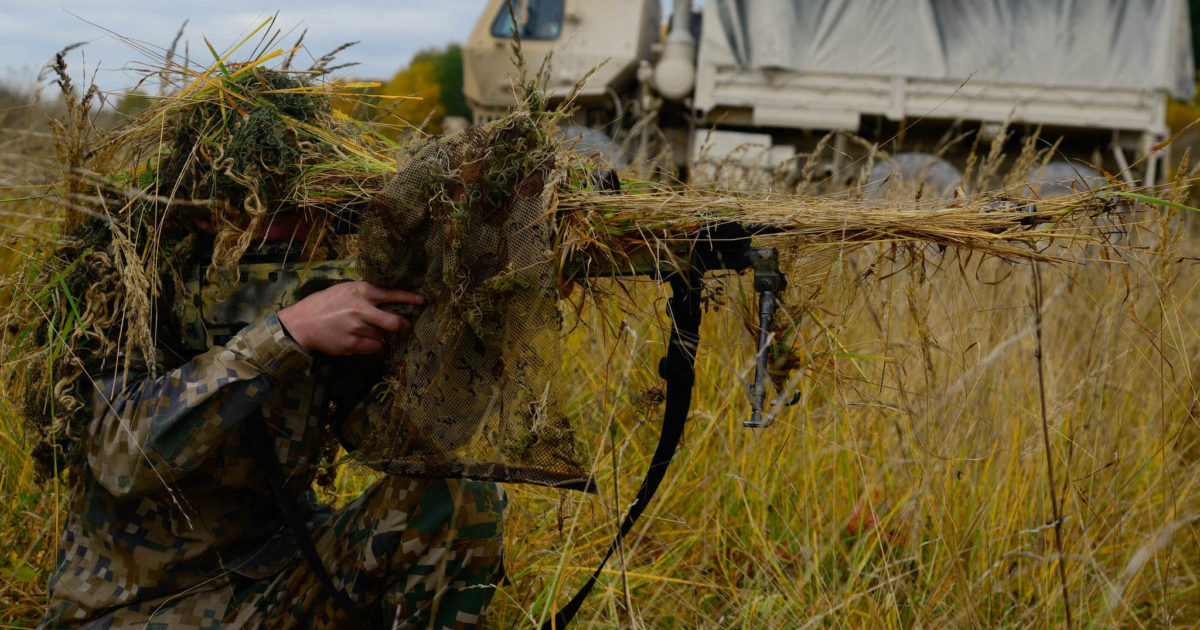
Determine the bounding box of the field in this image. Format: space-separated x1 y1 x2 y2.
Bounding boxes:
2 86 1200 629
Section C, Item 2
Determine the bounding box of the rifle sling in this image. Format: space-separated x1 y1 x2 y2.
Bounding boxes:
544 272 703 629
246 413 375 627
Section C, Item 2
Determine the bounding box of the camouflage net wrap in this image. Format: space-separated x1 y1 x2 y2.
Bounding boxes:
356 113 594 492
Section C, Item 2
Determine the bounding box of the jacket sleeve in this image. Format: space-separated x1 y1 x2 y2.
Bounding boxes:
83 312 313 499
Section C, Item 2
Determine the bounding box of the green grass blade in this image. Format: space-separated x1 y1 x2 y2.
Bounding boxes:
1113 190 1200 213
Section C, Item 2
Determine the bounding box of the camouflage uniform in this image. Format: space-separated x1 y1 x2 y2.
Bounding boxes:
40 313 507 629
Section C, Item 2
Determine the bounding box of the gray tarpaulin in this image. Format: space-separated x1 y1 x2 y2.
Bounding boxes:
704 0 1195 101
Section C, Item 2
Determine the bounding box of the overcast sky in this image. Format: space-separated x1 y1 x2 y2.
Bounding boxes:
1 0 494 96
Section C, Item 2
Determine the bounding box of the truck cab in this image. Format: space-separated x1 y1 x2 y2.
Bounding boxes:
463 0 661 124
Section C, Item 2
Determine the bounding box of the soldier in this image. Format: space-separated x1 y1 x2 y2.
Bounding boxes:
39 213 508 629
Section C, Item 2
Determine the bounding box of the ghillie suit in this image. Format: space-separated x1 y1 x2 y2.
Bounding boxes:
12 52 521 628
12 68 359 480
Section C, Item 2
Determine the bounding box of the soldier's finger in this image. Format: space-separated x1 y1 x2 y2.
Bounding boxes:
362 283 425 305
360 307 410 334
346 336 384 355
353 324 386 341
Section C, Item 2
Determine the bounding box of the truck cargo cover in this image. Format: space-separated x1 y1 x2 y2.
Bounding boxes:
703 0 1196 101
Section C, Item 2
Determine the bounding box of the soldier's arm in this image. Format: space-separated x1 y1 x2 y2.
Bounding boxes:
83 312 312 498
83 282 423 499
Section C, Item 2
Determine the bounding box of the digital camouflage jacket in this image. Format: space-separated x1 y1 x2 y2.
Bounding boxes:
41 313 337 627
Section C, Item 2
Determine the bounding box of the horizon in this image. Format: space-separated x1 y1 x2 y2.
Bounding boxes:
0 0 493 98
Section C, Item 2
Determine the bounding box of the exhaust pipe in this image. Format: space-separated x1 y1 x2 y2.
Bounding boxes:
654 0 695 101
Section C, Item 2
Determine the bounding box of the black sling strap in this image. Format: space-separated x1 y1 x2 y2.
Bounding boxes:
543 271 703 629
245 413 374 627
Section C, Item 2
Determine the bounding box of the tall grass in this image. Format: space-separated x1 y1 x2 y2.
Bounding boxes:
0 85 64 626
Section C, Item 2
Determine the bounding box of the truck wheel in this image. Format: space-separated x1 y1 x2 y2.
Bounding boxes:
1031 161 1126 245
1026 162 1103 198
561 126 626 170
866 153 963 200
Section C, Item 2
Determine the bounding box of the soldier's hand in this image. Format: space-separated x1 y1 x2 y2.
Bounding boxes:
277 282 424 355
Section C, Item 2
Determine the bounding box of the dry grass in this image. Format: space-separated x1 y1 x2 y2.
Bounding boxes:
2 41 1200 630
0 83 63 628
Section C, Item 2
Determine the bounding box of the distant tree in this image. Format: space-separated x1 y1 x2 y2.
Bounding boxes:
115 91 151 116
377 58 445 134
0 83 37 128
0 84 22 108
330 44 468 135
413 44 469 120
1193 0 1200 68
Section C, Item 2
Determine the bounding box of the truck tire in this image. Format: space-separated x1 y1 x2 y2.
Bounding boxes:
1028 162 1123 247
561 126 626 170
866 153 963 200
1026 162 1103 199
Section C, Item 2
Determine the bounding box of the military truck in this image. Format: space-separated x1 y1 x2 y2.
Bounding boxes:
463 0 1195 191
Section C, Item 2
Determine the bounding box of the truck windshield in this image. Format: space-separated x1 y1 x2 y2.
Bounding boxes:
490 0 564 41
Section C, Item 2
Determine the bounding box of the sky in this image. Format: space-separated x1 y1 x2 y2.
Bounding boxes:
0 0 494 96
